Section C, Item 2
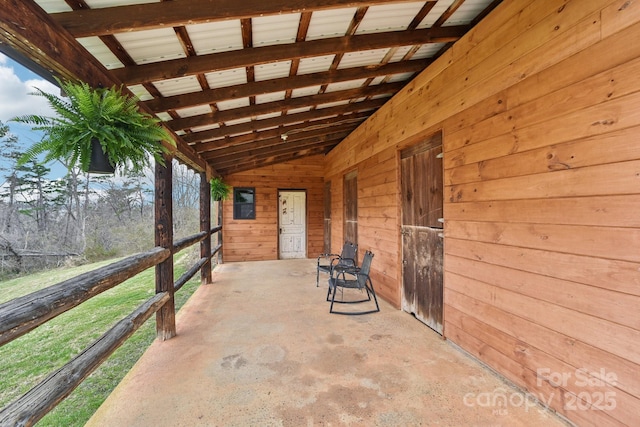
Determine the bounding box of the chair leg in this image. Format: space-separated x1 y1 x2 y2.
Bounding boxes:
316 268 319 287
329 283 338 313
329 284 380 315
363 286 372 301
368 278 380 312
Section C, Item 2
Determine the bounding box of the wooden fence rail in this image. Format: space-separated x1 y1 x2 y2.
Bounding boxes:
0 292 170 427
173 226 222 253
0 226 222 427
174 243 222 292
0 247 170 347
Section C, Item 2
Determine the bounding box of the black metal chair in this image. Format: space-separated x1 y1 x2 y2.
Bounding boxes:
316 241 357 287
327 250 379 315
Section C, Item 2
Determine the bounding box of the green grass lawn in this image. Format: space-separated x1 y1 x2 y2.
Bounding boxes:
0 251 206 426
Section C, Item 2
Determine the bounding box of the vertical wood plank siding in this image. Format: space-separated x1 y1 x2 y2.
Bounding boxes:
222 156 324 261
323 0 640 425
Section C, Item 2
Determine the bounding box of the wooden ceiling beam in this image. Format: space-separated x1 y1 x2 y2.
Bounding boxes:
53 0 427 38
211 141 341 175
216 146 331 176
145 76 400 119
176 98 385 141
112 27 464 84
409 2 438 29
157 59 426 124
433 0 466 27
184 83 402 137
188 113 368 148
200 123 359 160
209 136 346 169
166 90 386 134
0 0 112 87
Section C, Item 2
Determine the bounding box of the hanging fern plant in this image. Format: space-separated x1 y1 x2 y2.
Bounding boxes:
12 78 174 173
210 177 231 201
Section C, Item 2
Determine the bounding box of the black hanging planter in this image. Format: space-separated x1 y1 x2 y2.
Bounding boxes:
88 137 115 174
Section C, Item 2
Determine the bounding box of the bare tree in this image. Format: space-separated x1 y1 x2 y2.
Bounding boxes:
0 121 21 234
172 161 200 238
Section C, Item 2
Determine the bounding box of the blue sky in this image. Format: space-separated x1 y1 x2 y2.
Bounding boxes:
0 53 65 178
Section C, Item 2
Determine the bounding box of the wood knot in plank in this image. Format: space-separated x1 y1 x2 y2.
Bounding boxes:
548 162 570 171
619 1 632 11
591 119 616 126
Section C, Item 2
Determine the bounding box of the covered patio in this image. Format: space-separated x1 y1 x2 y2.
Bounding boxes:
86 259 566 426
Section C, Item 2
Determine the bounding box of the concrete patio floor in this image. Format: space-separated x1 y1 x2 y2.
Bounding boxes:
86 259 568 427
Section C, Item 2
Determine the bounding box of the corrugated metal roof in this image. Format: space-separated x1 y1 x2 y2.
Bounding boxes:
84 0 159 8
256 91 287 104
254 61 293 81
445 0 495 26
153 76 201 97
253 14 301 47
34 0 71 13
186 21 244 55
77 37 124 70
23 0 502 174
306 8 358 41
205 68 248 89
417 0 456 28
297 55 336 75
115 28 185 65
325 79 369 92
337 48 390 69
356 2 427 34
216 98 251 111
291 86 323 98
175 105 213 119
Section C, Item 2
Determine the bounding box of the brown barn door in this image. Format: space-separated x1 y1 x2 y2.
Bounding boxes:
323 181 331 253
344 171 358 247
401 132 444 334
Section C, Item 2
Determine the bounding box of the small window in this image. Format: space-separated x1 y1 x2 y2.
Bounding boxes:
233 187 255 220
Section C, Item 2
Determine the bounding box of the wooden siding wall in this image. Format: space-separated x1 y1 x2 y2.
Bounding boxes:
324 1 640 425
327 148 402 308
222 156 324 262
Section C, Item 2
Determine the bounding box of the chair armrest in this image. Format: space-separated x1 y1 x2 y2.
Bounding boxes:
317 253 340 264
330 257 356 268
331 264 359 278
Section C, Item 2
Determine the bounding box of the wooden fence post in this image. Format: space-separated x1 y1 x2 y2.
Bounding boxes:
200 172 212 285
217 202 223 265
155 154 176 340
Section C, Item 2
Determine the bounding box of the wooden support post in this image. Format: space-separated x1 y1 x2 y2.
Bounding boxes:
217 202 224 265
200 172 212 285
155 154 176 340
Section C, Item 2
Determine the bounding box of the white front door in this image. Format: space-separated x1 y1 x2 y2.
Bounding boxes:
279 191 306 259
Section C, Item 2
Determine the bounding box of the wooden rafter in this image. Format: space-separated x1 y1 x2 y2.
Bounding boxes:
111 27 465 84
179 84 399 142
190 113 368 152
202 124 358 161
52 0 426 37
152 59 428 122
217 145 332 175
174 98 386 141
209 136 347 170
3 0 503 175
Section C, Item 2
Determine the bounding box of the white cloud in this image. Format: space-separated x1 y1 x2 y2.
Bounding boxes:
0 59 59 122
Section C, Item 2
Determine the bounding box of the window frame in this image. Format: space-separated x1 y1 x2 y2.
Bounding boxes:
233 187 256 220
